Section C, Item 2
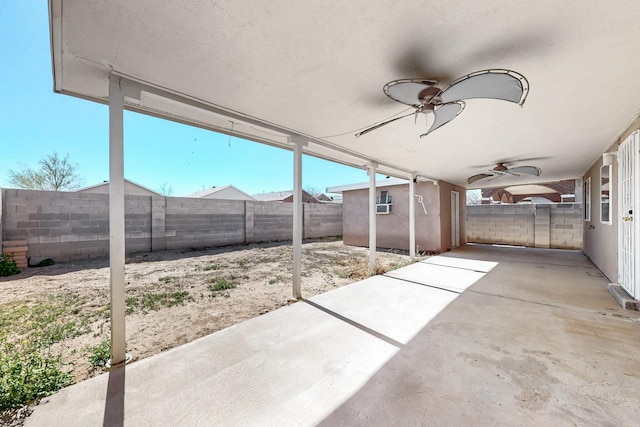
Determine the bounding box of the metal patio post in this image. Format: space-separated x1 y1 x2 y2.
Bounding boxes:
409 173 416 258
369 162 377 273
108 76 127 366
292 138 306 299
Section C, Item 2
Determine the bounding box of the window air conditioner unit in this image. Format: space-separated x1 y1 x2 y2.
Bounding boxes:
376 204 392 214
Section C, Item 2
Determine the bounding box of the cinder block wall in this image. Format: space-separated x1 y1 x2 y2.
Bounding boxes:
304 203 343 239
1 189 343 262
1 189 153 260
466 204 535 246
466 203 582 249
165 198 246 250
549 204 583 249
253 202 294 242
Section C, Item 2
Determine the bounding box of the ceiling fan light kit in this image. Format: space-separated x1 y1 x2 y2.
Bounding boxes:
355 69 529 138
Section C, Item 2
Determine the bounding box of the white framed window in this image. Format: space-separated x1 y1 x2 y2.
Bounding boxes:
584 177 591 221
376 190 392 214
600 164 611 224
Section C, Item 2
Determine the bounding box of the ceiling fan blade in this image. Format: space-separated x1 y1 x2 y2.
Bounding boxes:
439 69 529 105
355 111 416 138
420 101 465 137
467 173 494 184
508 166 541 176
384 79 439 106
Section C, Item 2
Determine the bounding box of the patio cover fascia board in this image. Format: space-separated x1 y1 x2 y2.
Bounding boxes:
116 73 436 182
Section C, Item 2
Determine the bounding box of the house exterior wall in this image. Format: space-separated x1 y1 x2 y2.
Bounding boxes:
341 182 454 253
580 118 640 282
1 189 342 262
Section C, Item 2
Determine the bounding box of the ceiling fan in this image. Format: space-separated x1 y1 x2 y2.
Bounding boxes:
467 162 541 185
355 69 529 138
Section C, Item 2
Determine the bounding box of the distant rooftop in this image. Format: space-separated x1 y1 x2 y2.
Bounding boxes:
186 185 255 200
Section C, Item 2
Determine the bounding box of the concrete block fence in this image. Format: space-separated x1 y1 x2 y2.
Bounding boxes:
0 188 342 262
466 203 582 249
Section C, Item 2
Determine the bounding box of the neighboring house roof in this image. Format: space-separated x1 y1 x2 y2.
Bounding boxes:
313 193 343 203
186 185 255 201
252 190 319 203
314 193 332 202
76 179 162 196
326 178 409 193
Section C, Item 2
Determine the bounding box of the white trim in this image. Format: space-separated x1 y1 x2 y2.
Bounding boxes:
599 164 612 225
584 177 591 222
48 0 63 92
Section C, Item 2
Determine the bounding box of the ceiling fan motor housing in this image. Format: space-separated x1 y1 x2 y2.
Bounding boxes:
418 86 442 105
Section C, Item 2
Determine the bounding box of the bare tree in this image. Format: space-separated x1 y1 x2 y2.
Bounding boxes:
8 152 82 191
158 182 174 196
304 185 323 196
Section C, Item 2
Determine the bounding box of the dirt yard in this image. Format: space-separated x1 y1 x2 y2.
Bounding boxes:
0 238 415 384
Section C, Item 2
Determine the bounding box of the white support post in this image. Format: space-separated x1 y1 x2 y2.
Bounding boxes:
292 138 306 299
368 162 377 273
108 76 127 367
409 173 416 258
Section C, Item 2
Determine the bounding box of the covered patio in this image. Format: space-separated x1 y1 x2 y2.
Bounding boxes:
37 1 640 423
47 0 640 368
27 244 640 425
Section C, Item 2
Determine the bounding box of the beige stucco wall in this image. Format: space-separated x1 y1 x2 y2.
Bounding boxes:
582 116 640 282
342 181 464 253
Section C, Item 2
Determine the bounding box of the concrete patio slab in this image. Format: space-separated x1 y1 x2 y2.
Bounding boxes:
384 262 486 293
308 274 460 345
421 255 498 273
26 244 640 426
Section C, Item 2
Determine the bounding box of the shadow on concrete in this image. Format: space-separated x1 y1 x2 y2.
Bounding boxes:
304 299 404 348
103 367 125 427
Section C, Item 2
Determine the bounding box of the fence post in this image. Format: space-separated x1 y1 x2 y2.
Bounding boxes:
151 196 166 252
534 204 551 248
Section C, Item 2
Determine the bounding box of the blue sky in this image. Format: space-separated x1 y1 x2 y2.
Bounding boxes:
0 2 374 196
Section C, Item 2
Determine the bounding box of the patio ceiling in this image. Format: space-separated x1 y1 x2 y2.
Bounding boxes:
49 1 640 188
